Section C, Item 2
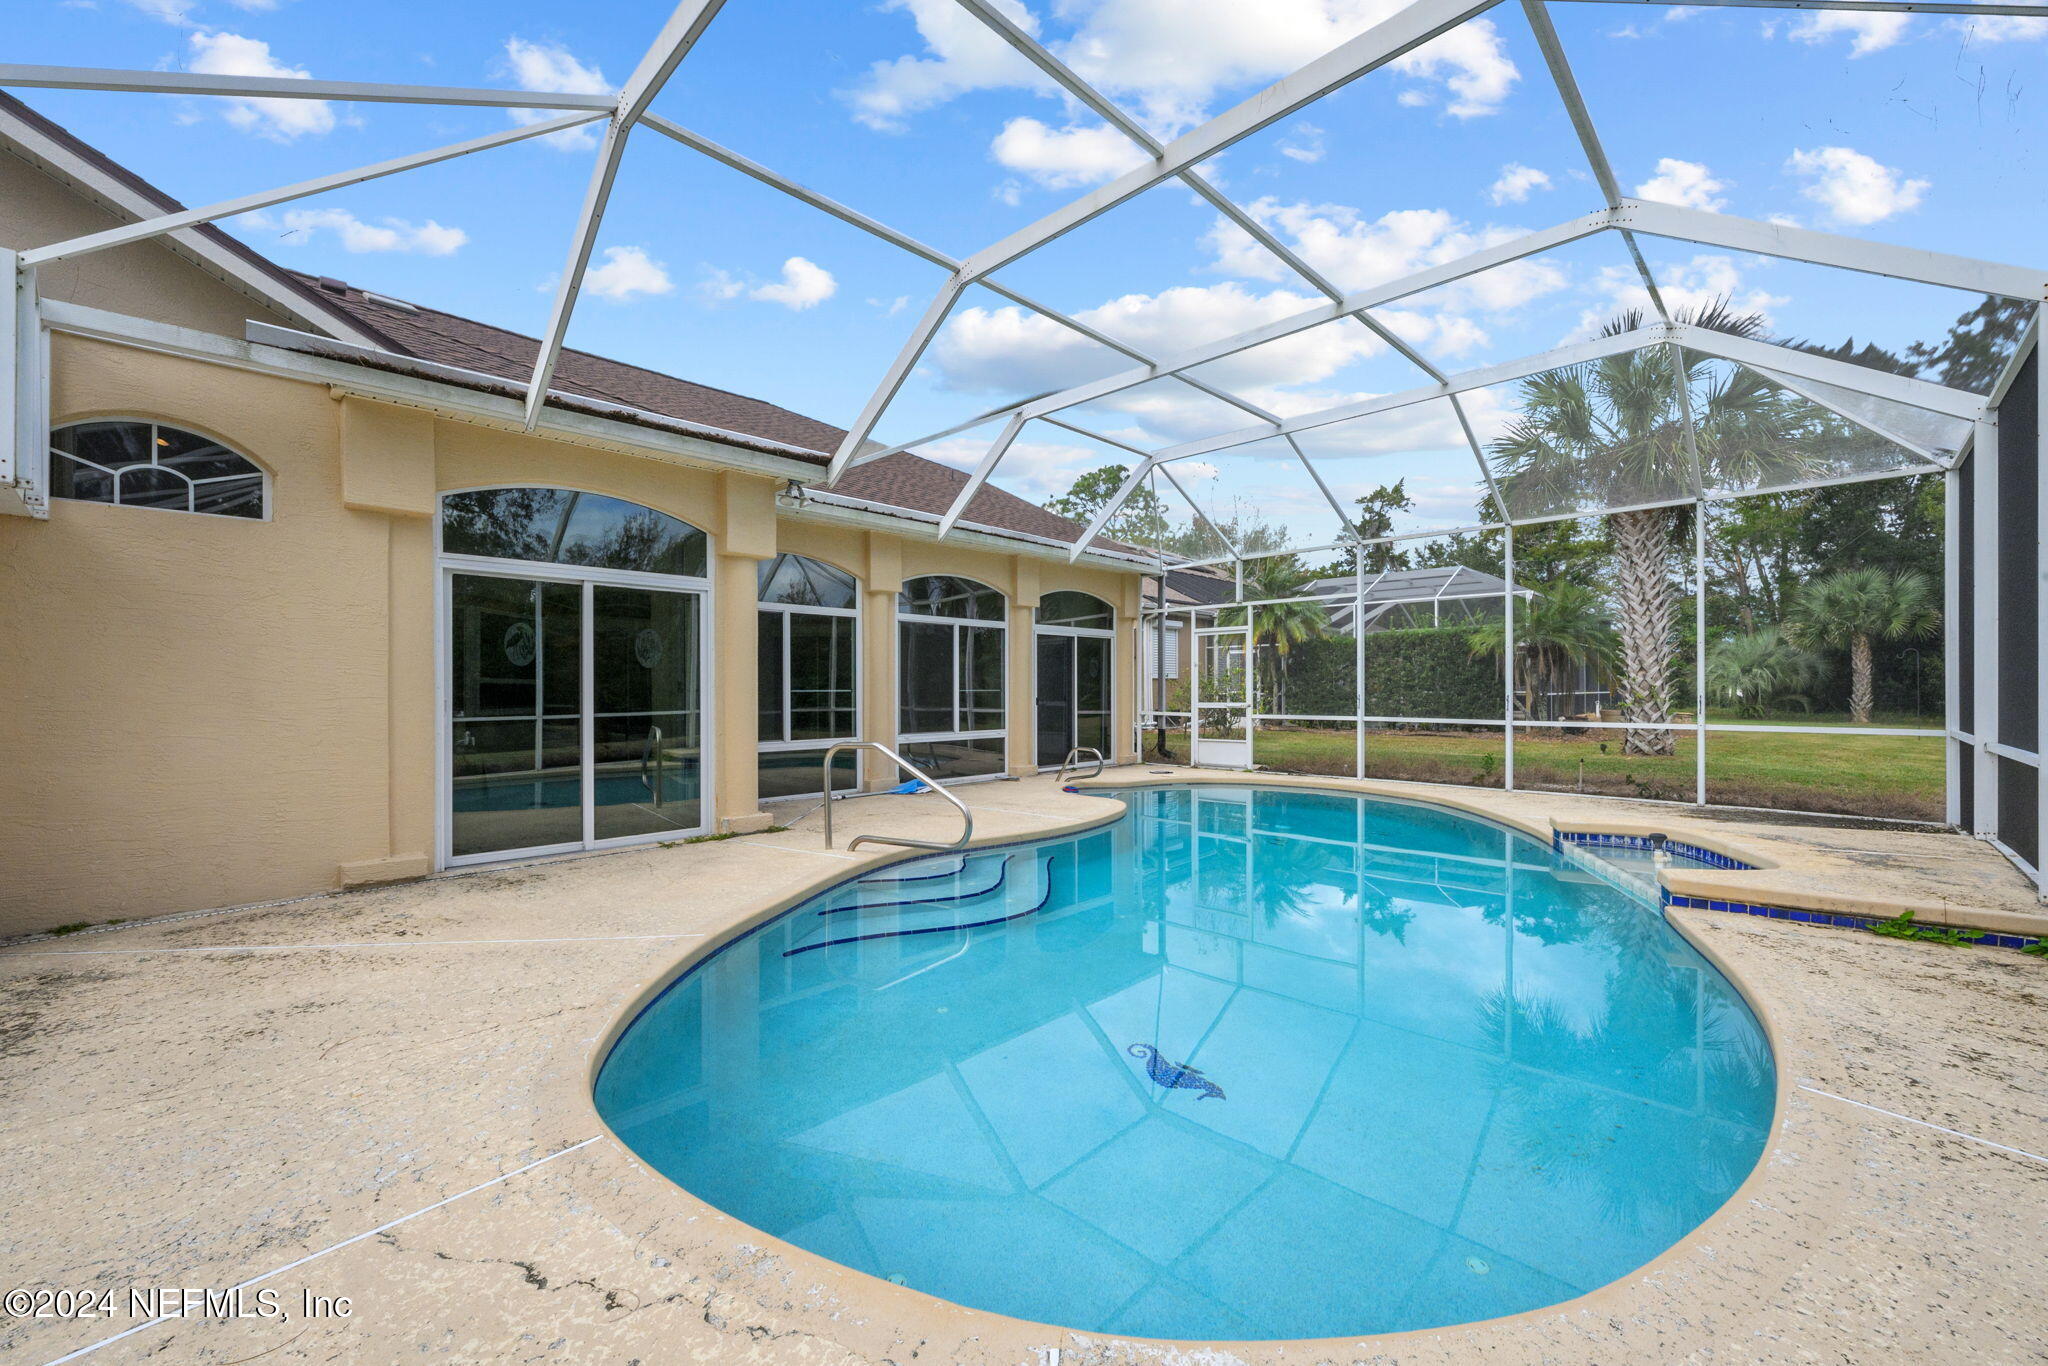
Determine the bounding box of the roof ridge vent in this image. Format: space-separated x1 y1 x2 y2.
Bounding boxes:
361 290 420 313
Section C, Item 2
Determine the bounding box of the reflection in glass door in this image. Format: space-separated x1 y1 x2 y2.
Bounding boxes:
1036 633 1113 767
592 585 701 841
448 573 705 861
450 574 584 858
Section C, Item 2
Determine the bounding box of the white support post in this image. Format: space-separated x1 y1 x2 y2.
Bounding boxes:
525 120 634 429
1617 200 2048 302
1552 1 2048 22
1944 455 1961 827
1355 551 1367 780
20 113 605 267
1670 323 1986 421
0 64 622 110
1972 410 1998 836
1695 501 1708 805
0 252 16 495
829 276 966 481
1068 458 1155 562
858 209 1619 467
1 253 48 519
936 412 1028 538
959 0 1501 281
1503 522 1516 790
523 0 731 430
2035 310 2047 887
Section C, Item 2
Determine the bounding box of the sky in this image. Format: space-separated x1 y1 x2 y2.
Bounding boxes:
11 0 2046 546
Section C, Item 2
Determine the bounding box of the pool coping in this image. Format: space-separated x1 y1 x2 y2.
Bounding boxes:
577 770 1806 1357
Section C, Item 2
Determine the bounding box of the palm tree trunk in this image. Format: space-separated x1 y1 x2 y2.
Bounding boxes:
1610 507 1676 756
1850 633 1873 724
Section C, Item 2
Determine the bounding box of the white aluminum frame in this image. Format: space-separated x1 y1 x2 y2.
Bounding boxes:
756 553 864 803
896 576 1011 776
8 1 2046 857
433 486 717 868
1031 593 1118 771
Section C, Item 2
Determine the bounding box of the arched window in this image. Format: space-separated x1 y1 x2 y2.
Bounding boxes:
440 487 706 577
758 554 860 801
898 574 1005 621
898 574 1007 782
1037 591 1114 631
50 419 266 519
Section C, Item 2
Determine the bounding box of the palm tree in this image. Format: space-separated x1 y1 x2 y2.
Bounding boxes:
1783 568 1939 723
1466 579 1614 719
1706 628 1826 719
1217 555 1327 713
1489 302 1811 756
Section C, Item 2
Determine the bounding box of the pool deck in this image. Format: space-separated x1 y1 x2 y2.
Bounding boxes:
3 768 2044 1364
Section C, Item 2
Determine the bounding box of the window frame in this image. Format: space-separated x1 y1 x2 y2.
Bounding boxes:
48 415 271 522
757 548 860 802
898 575 1009 753
1033 592 1117 770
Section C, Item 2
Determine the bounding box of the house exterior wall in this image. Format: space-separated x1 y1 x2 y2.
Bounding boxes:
0 149 302 337
0 332 1142 935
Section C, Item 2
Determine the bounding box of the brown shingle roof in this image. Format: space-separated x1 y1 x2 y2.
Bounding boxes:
290 274 851 462
296 276 1135 556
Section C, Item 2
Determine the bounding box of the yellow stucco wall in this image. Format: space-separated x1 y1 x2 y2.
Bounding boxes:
0 336 1144 934
0 149 301 337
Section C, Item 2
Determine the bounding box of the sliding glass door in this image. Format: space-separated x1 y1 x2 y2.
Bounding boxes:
448 572 705 861
439 486 713 865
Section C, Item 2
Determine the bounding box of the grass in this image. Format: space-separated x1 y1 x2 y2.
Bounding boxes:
1146 722 1945 821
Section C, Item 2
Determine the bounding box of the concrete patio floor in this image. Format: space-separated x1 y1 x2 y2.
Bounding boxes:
2 770 2044 1364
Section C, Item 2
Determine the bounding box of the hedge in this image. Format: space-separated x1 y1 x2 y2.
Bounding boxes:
1266 628 1501 720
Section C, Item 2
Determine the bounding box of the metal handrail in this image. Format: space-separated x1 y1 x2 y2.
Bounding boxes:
1056 746 1105 785
821 741 974 853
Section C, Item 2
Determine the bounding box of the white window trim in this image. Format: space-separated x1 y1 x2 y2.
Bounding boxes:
756 556 863 802
433 488 717 869
49 415 271 522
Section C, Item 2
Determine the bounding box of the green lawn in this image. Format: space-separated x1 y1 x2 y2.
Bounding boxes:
1146 722 1945 821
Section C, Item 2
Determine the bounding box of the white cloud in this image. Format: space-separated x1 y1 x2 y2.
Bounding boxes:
700 257 839 310
240 208 467 255
1633 157 1727 211
1488 163 1551 205
502 38 612 150
1202 198 1568 314
750 256 838 310
843 0 1052 131
990 118 1149 189
846 0 1519 184
1950 13 2048 42
1786 145 1927 224
186 31 334 141
1574 253 1788 336
584 246 674 303
1787 10 1912 56
1277 122 1325 163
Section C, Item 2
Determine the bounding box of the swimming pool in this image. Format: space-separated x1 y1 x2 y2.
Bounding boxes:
594 785 1775 1340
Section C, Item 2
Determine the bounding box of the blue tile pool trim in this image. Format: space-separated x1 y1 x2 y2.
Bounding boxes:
1659 891 2042 951
1552 829 1756 871
1558 829 2042 952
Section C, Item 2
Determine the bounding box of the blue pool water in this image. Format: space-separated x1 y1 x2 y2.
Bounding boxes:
595 786 1774 1340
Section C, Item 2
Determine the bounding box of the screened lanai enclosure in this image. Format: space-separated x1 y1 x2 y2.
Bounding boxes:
2 0 2044 885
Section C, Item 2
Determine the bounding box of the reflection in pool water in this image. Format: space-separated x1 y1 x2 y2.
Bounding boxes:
595 786 1774 1340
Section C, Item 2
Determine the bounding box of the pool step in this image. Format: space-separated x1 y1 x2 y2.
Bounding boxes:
784 853 1056 957
815 852 1010 917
